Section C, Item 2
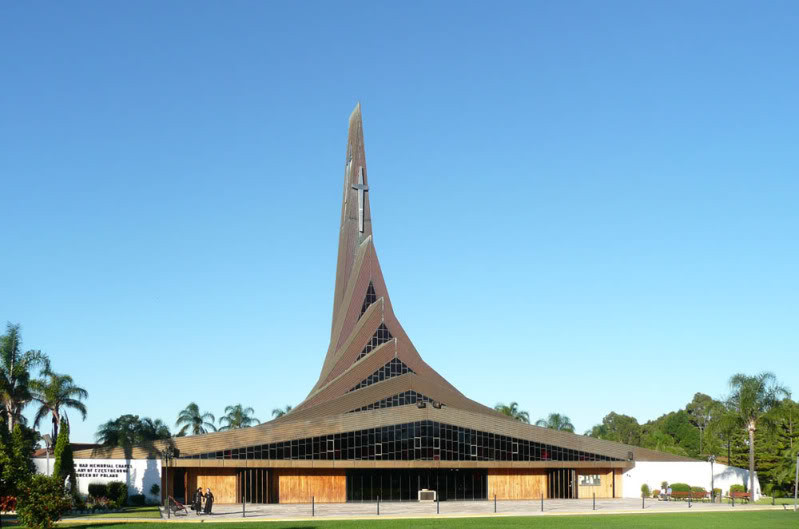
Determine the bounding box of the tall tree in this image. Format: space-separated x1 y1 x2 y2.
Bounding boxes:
52 419 76 491
218 404 260 430
175 403 216 436
272 405 293 419
753 398 799 495
137 417 171 441
727 372 790 498
30 369 88 441
2 423 36 497
494 402 530 423
0 323 49 432
685 392 718 455
586 412 641 445
706 404 743 465
535 413 575 432
96 414 171 458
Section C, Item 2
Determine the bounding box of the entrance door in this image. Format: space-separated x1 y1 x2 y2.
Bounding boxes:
547 469 576 499
173 469 187 503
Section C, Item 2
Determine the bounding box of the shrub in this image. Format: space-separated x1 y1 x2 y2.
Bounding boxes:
71 495 87 511
0 496 17 512
670 483 691 493
661 481 669 490
107 481 127 505
16 475 72 529
88 483 108 499
641 483 650 497
730 484 746 494
150 483 160 497
691 486 706 493
129 494 146 506
652 489 660 498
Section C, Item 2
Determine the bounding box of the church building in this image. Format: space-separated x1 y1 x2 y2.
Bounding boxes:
76 105 738 505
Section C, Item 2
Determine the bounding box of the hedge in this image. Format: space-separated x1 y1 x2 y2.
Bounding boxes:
88 483 108 499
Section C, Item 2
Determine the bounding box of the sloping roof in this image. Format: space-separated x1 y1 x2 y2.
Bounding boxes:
75 105 694 465
35 443 100 458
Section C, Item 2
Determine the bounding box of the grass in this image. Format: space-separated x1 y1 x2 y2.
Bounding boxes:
57 511 798 528
757 497 798 505
0 506 162 525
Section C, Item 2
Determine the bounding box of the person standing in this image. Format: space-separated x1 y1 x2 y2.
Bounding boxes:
204 488 214 515
193 487 204 515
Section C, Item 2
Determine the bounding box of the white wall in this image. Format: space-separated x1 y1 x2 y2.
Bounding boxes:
34 457 162 499
623 461 761 500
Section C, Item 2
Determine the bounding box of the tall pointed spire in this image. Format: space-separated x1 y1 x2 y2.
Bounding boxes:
296 104 472 412
330 103 372 327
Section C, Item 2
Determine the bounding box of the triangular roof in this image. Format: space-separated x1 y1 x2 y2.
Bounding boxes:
77 105 693 465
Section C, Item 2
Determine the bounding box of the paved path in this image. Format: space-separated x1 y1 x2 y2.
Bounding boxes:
151 498 787 522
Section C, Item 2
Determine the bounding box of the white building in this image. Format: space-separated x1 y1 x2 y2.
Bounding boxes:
34 456 162 501
623 460 759 500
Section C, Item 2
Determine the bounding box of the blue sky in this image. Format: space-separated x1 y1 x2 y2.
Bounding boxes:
2 1 797 443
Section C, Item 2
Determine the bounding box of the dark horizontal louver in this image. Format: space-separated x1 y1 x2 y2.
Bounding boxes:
350 358 413 392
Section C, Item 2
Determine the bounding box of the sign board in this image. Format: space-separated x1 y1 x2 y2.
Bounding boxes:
578 474 601 486
35 457 162 498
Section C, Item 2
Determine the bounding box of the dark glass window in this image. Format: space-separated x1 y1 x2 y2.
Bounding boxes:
347 390 435 413
356 323 393 362
349 358 414 391
360 282 377 319
184 420 621 464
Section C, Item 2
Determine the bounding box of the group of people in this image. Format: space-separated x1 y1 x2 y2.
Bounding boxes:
193 487 215 515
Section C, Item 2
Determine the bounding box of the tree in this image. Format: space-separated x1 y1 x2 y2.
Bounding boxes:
2 423 36 497
96 414 171 458
137 417 171 441
706 404 743 466
686 393 719 455
535 413 575 432
727 372 790 499
175 402 216 436
0 419 11 498
0 323 49 433
494 402 529 423
52 419 76 491
753 398 799 495
30 368 88 441
586 412 641 445
272 405 293 419
218 404 260 430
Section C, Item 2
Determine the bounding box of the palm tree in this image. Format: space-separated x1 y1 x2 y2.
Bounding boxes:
727 372 790 498
175 403 217 436
138 417 172 440
0 323 49 432
535 413 575 433
494 402 530 423
30 369 88 440
272 405 293 419
96 414 171 458
218 404 260 431
96 414 144 458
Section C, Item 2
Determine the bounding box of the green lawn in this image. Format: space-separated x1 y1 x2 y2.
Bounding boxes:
756 497 798 505
57 511 797 528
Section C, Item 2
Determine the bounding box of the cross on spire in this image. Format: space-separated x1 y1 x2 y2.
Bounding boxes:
352 166 368 233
